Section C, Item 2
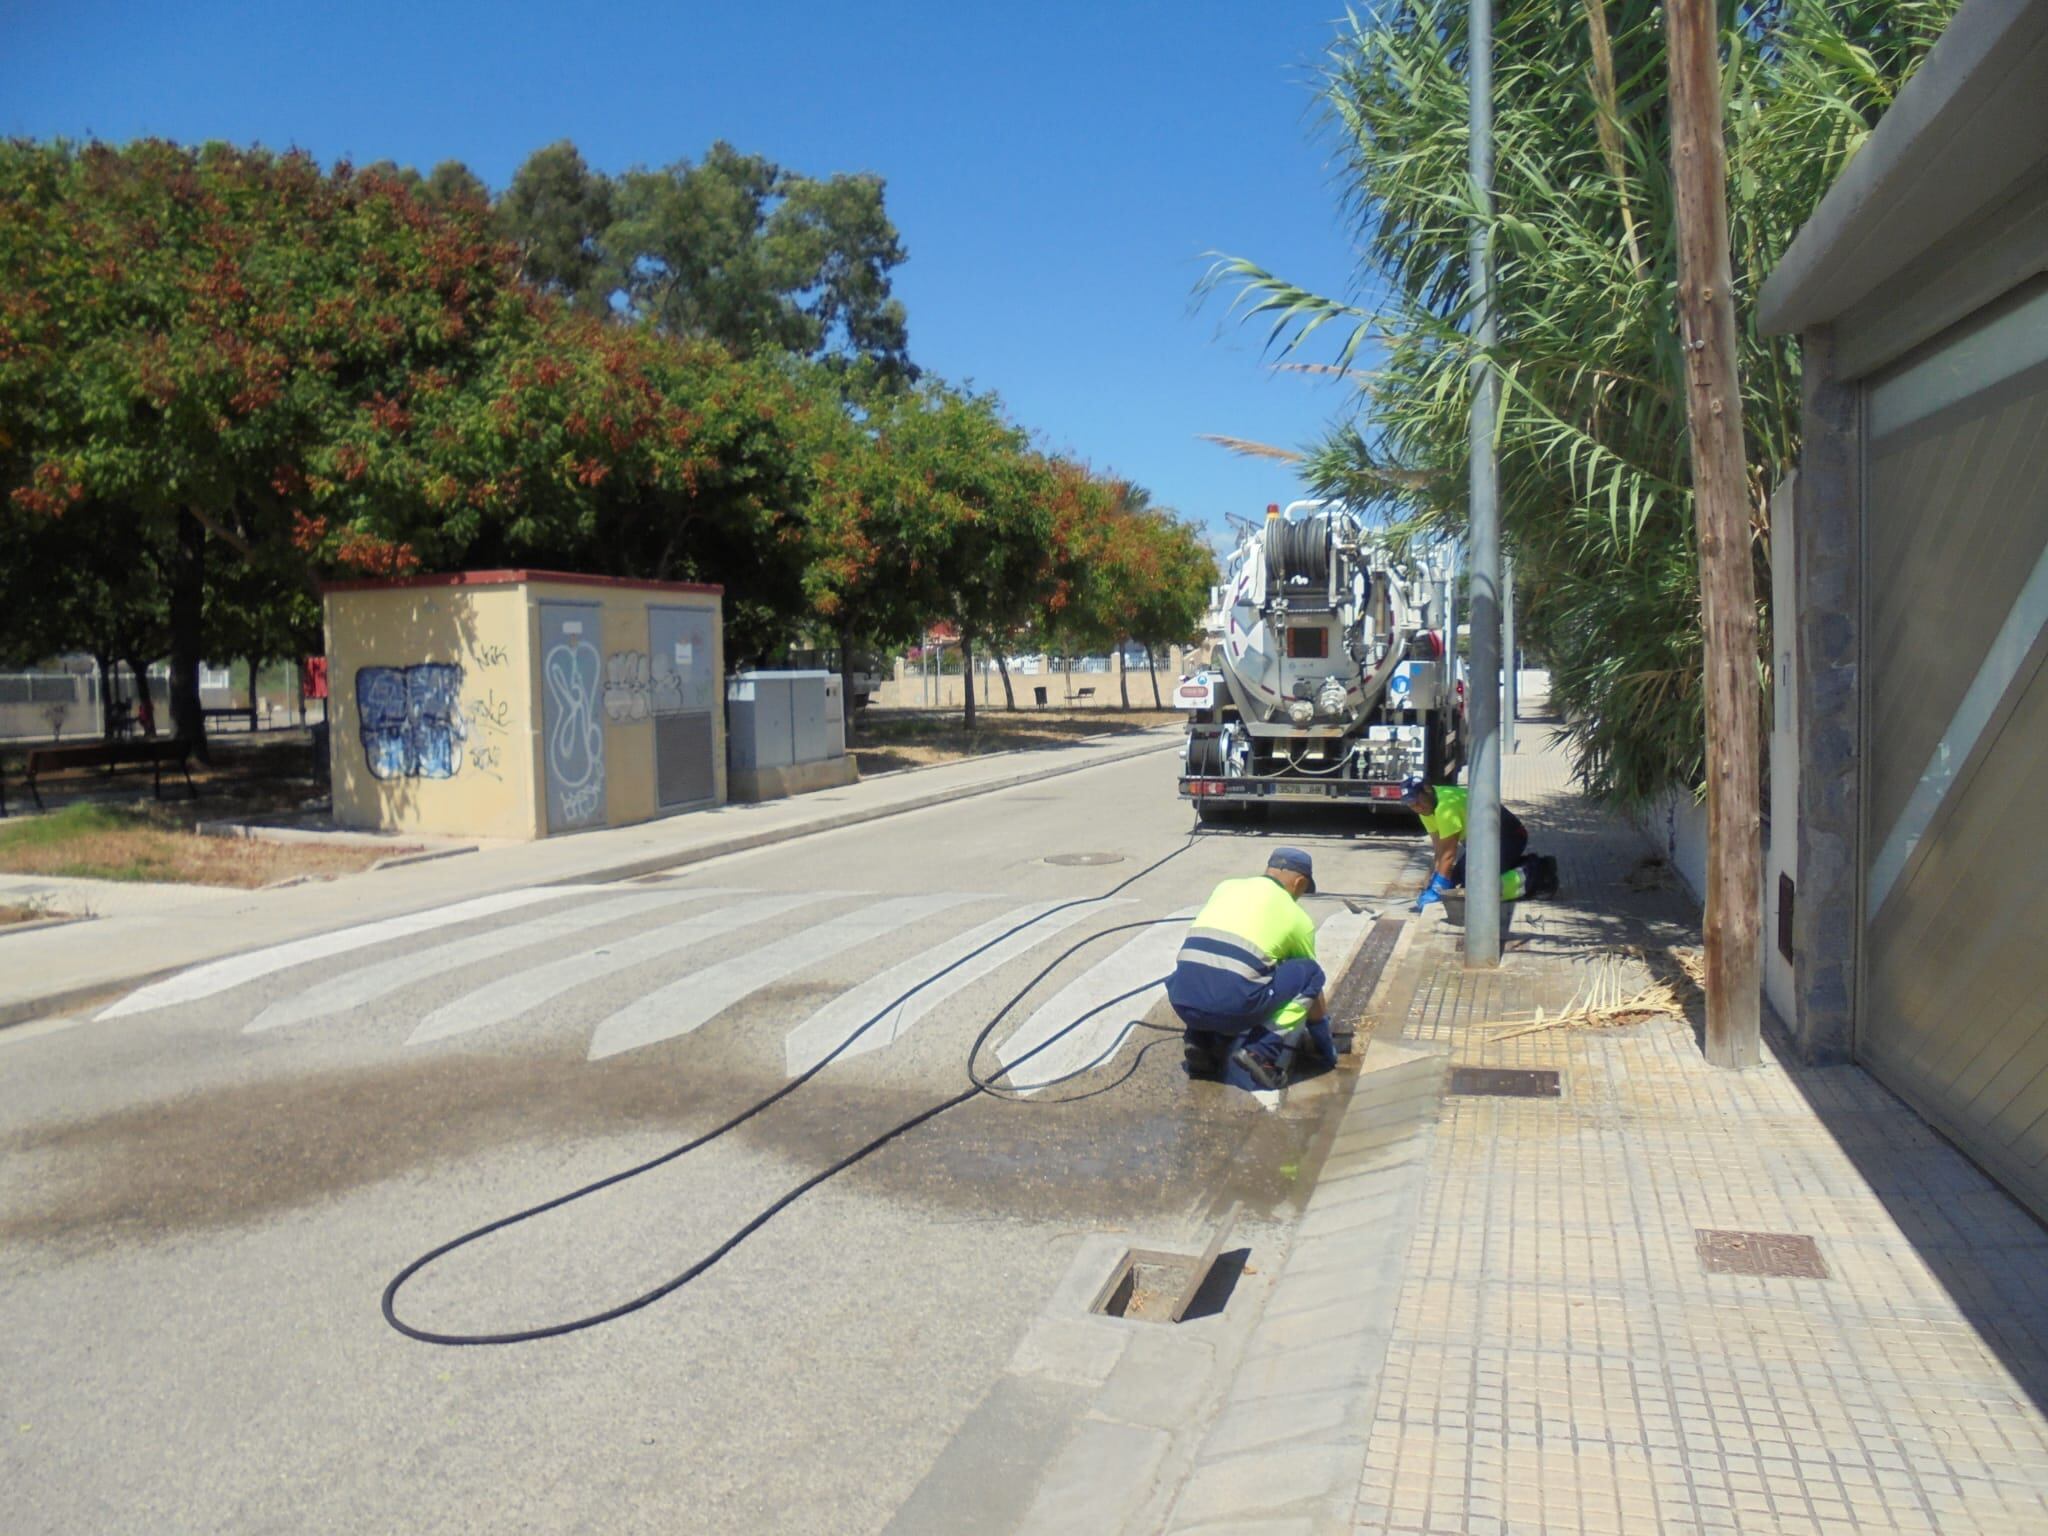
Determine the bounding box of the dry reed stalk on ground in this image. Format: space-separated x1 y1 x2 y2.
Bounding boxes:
1480 945 1705 1039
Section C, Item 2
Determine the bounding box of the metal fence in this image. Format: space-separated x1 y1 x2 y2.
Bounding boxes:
0 664 301 742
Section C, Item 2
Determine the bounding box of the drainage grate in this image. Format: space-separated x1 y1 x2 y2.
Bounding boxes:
1449 1066 1561 1098
1697 1229 1829 1279
1323 916 1403 1052
1044 852 1125 867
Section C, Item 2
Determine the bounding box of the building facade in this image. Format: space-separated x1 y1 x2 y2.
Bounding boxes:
1760 0 2048 1217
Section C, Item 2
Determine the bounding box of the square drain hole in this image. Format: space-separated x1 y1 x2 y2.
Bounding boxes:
1091 1211 1244 1324
1697 1229 1829 1279
1449 1066 1561 1098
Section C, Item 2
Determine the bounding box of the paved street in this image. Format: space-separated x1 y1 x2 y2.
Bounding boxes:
1 751 1421 1535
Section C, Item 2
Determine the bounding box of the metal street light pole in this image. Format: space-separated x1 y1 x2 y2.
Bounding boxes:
1503 553 1518 755
1464 0 1503 967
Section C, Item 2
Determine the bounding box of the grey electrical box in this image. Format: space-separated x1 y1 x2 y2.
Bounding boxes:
727 670 842 771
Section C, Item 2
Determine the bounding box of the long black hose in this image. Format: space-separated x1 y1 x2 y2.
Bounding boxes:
381 836 1201 1346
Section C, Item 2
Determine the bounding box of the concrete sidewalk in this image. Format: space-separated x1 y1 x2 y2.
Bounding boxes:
0 726 1179 1027
1135 726 2048 1534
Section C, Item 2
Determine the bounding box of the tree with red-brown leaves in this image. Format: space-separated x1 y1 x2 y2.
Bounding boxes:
0 140 532 753
0 139 818 751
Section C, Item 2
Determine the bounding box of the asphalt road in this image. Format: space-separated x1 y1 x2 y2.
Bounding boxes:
2 753 1428 1535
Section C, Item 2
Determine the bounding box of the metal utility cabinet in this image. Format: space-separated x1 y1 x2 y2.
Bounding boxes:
726 671 856 802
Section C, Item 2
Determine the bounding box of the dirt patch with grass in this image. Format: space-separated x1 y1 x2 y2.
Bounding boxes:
0 804 411 888
0 902 51 926
850 708 1180 775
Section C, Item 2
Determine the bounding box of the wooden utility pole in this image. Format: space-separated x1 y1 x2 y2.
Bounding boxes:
1667 0 1762 1067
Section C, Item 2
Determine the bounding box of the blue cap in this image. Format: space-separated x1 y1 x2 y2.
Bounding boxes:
1398 775 1430 803
1267 846 1316 894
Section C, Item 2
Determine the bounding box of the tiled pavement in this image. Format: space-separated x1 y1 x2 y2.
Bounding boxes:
1345 727 2048 1534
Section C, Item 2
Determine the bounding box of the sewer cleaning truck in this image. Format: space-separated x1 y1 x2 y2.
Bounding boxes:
1174 501 1461 822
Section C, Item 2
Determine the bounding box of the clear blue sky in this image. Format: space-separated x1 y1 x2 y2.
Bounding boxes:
0 0 1372 540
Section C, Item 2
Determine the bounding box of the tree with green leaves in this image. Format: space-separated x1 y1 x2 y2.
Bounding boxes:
497 140 614 306
1123 512 1218 707
0 140 530 754
604 141 911 381
1211 0 1954 806
850 385 1049 728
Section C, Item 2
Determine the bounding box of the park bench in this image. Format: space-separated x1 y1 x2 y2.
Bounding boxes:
1070 685 1097 703
19 737 195 812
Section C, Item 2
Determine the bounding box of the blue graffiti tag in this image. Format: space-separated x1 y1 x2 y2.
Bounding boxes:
356 663 468 780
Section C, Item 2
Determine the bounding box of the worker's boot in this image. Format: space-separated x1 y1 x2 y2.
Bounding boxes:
1183 1036 1228 1081
1230 1040 1287 1092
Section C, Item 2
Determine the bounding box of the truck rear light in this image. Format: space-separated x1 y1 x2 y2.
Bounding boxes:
1370 784 1405 800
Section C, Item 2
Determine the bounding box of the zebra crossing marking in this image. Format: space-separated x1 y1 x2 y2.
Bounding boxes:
994 910 1196 1093
780 898 1127 1078
243 888 734 1034
587 893 967 1061
96 887 580 1020
406 891 835 1046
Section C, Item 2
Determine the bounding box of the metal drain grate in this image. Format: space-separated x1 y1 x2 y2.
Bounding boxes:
1044 852 1125 866
1697 1229 1829 1279
1324 915 1404 1053
1449 1066 1561 1098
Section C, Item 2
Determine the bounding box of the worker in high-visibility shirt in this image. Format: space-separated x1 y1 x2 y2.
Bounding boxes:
1400 776 1557 909
1165 847 1335 1092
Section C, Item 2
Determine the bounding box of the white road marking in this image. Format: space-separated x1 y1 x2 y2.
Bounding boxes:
588 893 967 1061
781 899 1128 1077
995 910 1196 1093
996 907 1370 1095
95 888 579 1020
407 891 834 1046
244 888 734 1034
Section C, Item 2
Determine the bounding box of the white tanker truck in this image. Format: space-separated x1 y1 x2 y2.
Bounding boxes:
1175 501 1462 822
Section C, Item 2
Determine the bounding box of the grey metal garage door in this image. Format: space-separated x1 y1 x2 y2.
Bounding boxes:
1860 285 2048 1219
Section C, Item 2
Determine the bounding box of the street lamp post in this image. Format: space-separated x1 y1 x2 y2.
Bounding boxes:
1503 553 1518 755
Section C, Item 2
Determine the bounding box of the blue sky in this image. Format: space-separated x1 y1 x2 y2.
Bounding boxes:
1 0 1372 540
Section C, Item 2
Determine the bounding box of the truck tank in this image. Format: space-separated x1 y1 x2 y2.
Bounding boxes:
1173 502 1462 820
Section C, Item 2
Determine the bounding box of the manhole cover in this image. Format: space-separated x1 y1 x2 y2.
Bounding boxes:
1449 1066 1561 1098
1697 1230 1829 1279
1045 852 1125 866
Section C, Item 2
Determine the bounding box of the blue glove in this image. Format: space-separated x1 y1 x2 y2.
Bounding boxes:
1410 872 1454 913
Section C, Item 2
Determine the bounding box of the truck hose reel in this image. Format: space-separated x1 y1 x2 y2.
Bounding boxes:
1264 517 1330 586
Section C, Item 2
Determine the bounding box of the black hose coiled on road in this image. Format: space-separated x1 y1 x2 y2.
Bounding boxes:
380 835 1199 1346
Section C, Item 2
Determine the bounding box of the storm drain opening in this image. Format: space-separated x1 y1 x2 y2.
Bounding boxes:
1449 1066 1562 1098
1092 1207 1243 1324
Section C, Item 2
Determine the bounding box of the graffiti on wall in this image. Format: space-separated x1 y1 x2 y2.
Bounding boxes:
600 651 684 721
357 664 467 780
544 638 605 823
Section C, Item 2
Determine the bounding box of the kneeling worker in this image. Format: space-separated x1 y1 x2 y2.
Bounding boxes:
1166 848 1335 1092
1400 776 1557 911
